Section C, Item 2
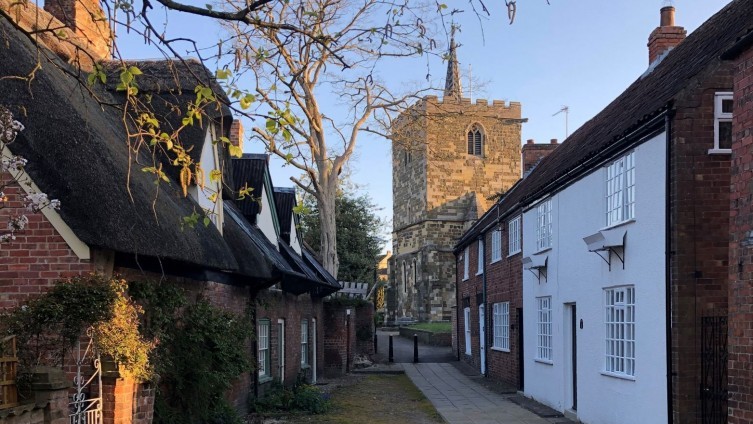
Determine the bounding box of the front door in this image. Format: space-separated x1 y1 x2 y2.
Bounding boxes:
517 308 524 390
479 304 486 375
278 319 285 383
566 304 578 411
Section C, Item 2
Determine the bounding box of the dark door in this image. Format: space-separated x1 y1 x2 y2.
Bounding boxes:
517 308 524 391
701 315 727 424
571 305 577 411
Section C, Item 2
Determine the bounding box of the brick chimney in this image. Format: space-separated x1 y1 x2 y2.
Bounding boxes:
647 6 686 66
229 120 244 152
522 139 558 176
44 0 111 61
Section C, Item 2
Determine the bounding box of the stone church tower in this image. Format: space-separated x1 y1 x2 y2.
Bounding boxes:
388 38 524 322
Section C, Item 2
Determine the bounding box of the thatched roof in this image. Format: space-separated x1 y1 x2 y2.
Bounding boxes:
0 16 237 270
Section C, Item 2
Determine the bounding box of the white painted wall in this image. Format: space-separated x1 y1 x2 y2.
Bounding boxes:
521 132 667 424
189 126 223 233
290 218 302 254
257 184 279 248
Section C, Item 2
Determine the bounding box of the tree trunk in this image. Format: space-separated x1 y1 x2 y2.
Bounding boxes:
318 175 339 279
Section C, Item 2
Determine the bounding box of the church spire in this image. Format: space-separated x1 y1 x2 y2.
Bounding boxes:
444 27 462 101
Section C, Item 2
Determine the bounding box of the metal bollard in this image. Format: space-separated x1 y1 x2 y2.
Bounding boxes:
388 335 394 363
413 334 419 363
374 332 378 354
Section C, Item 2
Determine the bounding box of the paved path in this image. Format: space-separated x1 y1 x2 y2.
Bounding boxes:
403 363 571 424
374 329 456 363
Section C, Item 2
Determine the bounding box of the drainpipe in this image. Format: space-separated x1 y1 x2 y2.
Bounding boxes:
479 235 488 376
455 253 461 360
664 113 674 424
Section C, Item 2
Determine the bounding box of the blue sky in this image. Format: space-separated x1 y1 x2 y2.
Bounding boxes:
117 1 729 250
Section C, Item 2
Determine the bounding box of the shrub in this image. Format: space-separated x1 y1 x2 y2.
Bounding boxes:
129 282 252 424
0 275 153 384
251 380 330 415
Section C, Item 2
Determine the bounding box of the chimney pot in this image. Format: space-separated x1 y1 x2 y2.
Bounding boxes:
527 139 534 145
660 6 675 27
648 5 686 66
550 138 558 144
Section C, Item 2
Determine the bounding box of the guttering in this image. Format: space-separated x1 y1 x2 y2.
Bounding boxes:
520 108 669 211
664 112 674 424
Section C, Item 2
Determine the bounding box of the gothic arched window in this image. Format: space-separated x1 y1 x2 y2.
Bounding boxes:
467 124 484 156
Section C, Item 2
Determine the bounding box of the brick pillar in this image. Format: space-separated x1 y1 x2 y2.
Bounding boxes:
727 39 753 424
229 120 244 151
322 302 356 377
100 360 153 424
354 303 375 356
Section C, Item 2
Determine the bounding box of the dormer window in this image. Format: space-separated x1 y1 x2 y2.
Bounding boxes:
467 124 484 156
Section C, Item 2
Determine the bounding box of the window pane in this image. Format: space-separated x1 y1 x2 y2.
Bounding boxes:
722 99 734 114
719 121 733 149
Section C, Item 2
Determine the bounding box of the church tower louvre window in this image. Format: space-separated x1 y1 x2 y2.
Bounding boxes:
467 124 484 156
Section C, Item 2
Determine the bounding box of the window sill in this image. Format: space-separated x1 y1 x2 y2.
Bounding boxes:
507 250 521 258
491 257 502 264
462 277 469 282
301 364 310 370
534 247 552 255
707 148 732 155
600 371 635 381
535 358 553 365
476 271 484 276
491 347 510 353
259 375 274 384
601 218 636 232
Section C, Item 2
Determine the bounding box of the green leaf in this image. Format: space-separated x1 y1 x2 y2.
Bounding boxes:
266 119 277 134
209 169 222 183
229 144 243 158
128 66 143 76
203 216 211 227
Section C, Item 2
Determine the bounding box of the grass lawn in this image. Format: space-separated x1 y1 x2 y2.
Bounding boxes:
292 375 443 424
405 322 452 333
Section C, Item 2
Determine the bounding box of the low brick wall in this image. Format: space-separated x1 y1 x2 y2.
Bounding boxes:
398 327 451 346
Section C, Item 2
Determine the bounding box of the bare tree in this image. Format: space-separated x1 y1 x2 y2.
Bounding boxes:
221 0 442 277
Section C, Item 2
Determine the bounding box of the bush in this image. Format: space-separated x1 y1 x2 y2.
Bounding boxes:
251 380 330 415
0 276 153 384
129 282 252 424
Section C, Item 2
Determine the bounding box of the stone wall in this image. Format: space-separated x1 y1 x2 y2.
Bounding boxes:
390 95 522 323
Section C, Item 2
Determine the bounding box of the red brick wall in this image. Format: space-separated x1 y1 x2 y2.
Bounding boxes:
728 42 753 424
521 140 558 175
0 178 94 311
322 301 356 377
254 289 324 389
456 211 523 389
114 268 255 417
669 60 734 423
354 303 375 356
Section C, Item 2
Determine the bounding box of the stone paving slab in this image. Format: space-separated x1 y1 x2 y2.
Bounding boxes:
402 363 572 424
